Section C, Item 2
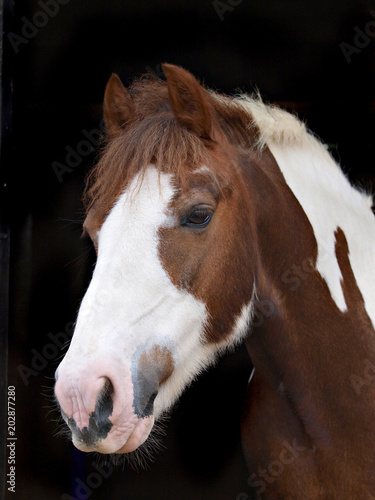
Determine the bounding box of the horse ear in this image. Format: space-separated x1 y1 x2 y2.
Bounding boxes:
162 63 212 140
103 73 135 136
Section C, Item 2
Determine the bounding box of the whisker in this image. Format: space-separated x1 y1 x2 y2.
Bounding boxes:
57 218 84 226
97 414 170 472
64 245 92 269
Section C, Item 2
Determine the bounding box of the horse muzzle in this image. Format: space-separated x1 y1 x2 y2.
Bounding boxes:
54 345 174 454
55 364 158 453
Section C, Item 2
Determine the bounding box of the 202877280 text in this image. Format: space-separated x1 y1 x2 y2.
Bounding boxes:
7 386 16 493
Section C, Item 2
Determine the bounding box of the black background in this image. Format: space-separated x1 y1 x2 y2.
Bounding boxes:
6 0 375 498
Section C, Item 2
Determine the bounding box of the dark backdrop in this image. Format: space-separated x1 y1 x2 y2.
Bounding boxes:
5 0 375 499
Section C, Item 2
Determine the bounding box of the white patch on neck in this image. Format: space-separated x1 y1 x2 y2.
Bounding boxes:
227 299 254 347
235 95 375 324
264 133 375 325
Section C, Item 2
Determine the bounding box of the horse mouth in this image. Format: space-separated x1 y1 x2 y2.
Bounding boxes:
70 415 155 454
57 375 157 454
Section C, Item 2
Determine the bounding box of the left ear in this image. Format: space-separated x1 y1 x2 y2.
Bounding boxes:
103 73 135 137
162 63 212 140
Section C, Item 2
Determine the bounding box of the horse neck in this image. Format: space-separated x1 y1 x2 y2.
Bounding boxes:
242 136 375 436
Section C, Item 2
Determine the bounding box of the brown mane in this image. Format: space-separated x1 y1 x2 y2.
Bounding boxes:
84 75 255 221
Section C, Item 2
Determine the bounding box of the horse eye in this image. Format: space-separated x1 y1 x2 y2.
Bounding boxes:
183 208 213 228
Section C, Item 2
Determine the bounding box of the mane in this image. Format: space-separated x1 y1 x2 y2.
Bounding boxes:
84 75 373 220
84 76 257 217
235 93 373 209
234 93 310 150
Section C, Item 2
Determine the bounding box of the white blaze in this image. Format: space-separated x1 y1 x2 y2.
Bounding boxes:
59 167 213 419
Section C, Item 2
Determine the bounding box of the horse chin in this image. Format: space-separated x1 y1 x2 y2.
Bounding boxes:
71 415 155 455
113 415 155 454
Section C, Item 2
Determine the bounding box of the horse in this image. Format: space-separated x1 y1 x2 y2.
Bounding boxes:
54 63 375 498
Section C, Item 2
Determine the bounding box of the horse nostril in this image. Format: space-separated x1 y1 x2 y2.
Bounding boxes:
92 378 113 435
142 391 158 418
67 378 114 448
96 379 113 414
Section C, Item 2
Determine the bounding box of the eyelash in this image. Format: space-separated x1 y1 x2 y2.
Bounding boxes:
181 207 214 229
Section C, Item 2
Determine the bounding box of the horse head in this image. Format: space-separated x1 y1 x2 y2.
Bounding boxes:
54 64 257 454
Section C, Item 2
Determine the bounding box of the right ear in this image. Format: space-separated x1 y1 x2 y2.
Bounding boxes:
103 73 135 137
162 63 212 140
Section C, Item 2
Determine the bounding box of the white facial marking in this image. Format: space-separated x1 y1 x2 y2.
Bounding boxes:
59 165 249 453
62 165 211 390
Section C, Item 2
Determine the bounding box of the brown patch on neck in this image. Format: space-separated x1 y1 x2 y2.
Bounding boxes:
335 226 374 330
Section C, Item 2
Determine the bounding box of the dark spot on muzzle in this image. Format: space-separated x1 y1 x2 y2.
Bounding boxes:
132 344 174 418
133 371 159 418
66 381 113 447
